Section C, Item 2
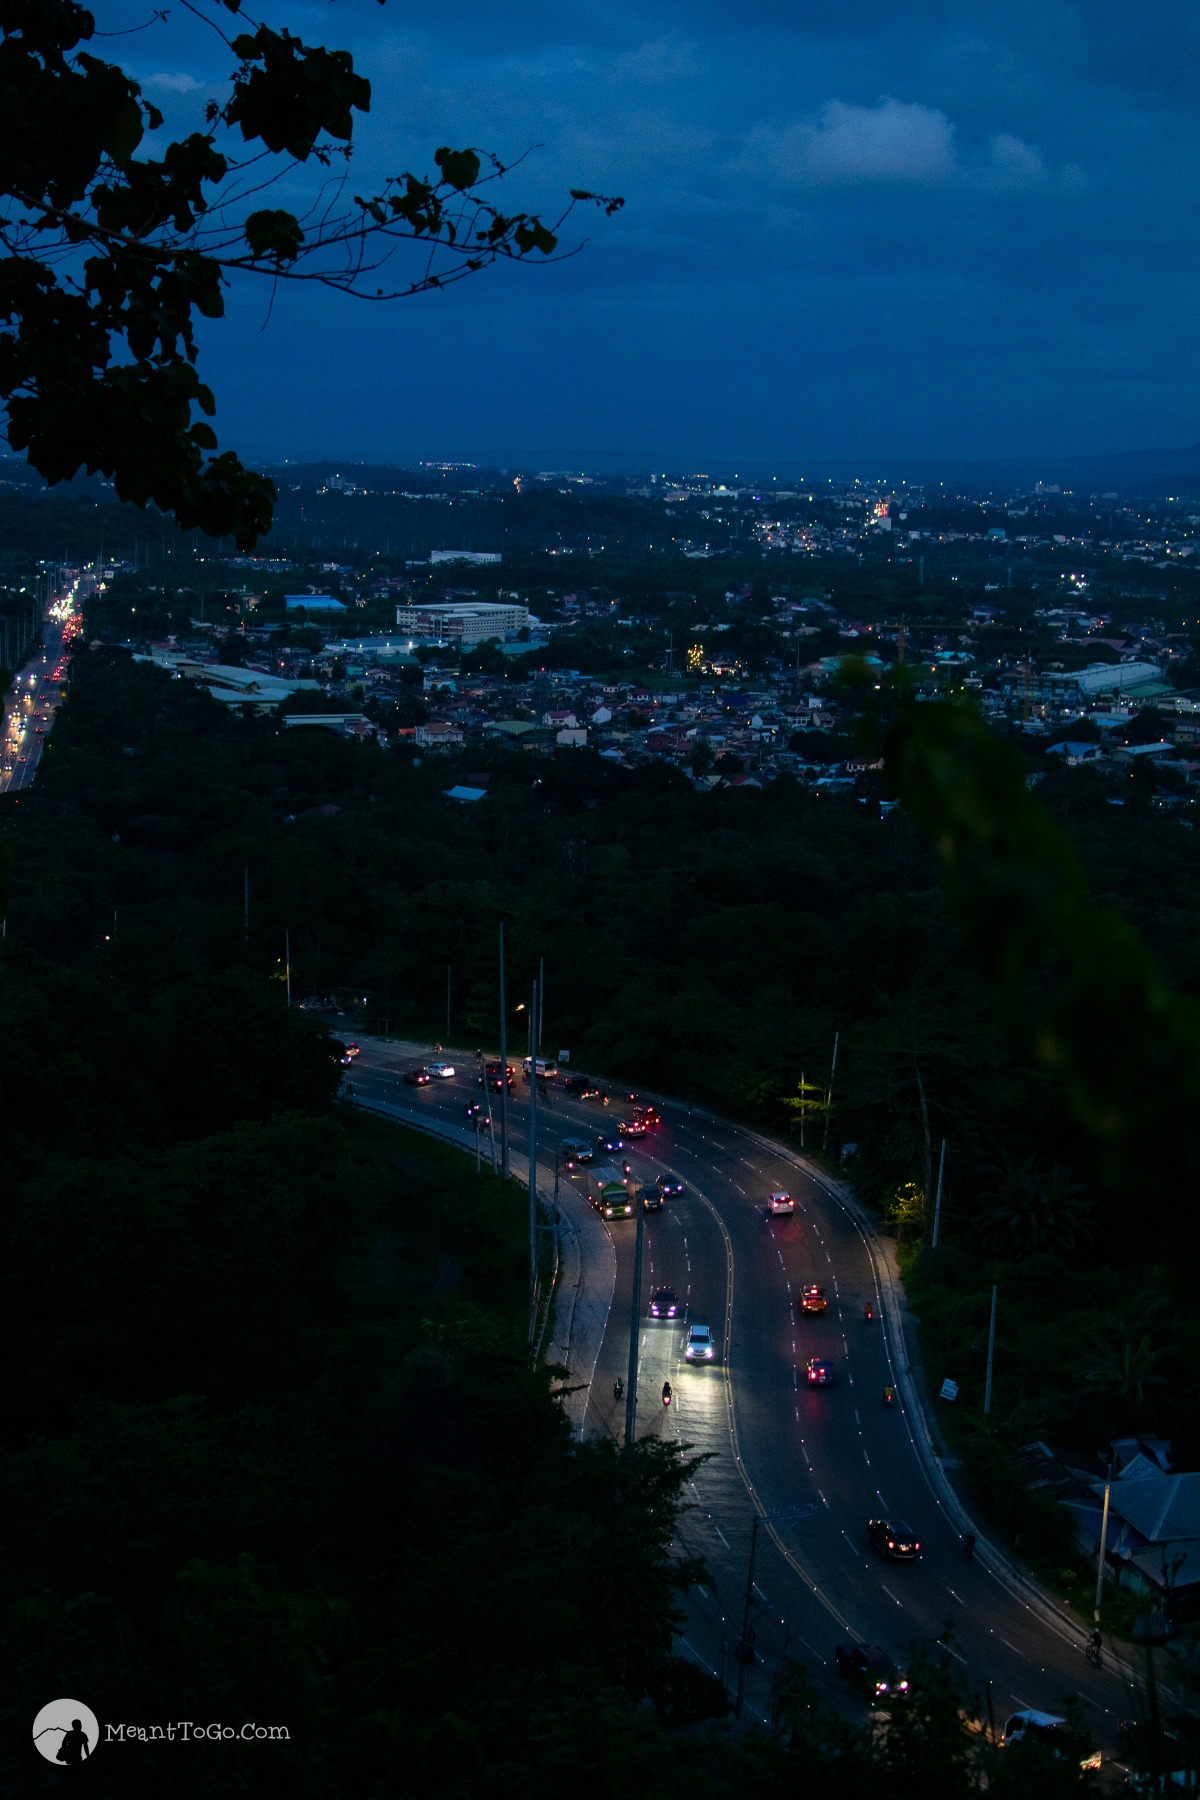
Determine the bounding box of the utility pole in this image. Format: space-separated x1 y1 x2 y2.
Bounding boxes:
527 977 539 1342
822 1031 839 1154
284 928 292 1008
623 1180 645 1448
800 1069 805 1150
498 924 509 1180
446 963 451 1041
983 1284 998 1415
735 1515 762 1719
1094 1458 1113 1623
478 1049 498 1176
931 1138 946 1246
243 867 249 937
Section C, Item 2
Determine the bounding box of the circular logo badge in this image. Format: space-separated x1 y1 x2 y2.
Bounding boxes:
32 1700 99 1766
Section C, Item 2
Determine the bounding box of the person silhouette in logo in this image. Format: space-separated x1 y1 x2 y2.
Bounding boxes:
57 1719 90 1765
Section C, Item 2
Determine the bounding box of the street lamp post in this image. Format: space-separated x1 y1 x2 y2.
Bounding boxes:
527 979 539 1343
498 924 509 1180
623 1175 645 1449
1094 1458 1113 1624
735 1506 814 1719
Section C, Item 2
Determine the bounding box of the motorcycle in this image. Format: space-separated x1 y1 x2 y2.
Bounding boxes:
882 1385 895 1407
864 1303 874 1324
613 1377 624 1402
662 1382 673 1408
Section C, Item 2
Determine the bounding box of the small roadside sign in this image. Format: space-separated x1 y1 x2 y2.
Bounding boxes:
940 1378 959 1402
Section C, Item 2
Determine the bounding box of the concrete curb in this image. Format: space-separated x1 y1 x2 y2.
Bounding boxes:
345 1070 616 1437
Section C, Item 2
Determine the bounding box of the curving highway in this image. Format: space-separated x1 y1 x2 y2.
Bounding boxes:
347 1038 1140 1747
0 582 81 796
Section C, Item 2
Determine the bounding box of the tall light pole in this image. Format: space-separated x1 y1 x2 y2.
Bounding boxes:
498 924 509 1180
931 1138 947 1247
527 978 540 1343
822 1030 839 1154
983 1284 998 1415
624 1177 644 1449
1094 1458 1113 1624
735 1514 763 1720
736 1506 814 1718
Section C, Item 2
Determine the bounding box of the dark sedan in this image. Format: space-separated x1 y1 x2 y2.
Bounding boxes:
648 1287 678 1318
835 1643 909 1702
867 1518 921 1560
656 1174 683 1199
596 1130 625 1154
403 1069 432 1087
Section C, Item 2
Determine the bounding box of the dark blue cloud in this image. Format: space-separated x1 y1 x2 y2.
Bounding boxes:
130 0 1197 460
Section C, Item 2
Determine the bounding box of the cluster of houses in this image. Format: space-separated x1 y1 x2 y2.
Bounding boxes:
131 583 1200 802
1018 1436 1200 1632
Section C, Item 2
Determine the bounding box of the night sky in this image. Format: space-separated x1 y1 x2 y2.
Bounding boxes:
128 0 1198 464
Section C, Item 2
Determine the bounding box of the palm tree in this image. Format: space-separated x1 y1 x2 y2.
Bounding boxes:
975 1152 1095 1259
1083 1333 1167 1411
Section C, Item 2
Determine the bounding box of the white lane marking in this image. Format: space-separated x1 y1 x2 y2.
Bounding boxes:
680 1637 720 1676
999 1637 1022 1656
943 1644 967 1664
733 1183 746 1196
714 1525 730 1548
947 1589 966 1606
881 1585 905 1609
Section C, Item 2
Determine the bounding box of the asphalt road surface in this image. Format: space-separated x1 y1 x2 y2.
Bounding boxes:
346 1038 1141 1749
0 609 74 796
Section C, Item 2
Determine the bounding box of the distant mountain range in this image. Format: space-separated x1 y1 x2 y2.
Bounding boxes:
231 439 1200 496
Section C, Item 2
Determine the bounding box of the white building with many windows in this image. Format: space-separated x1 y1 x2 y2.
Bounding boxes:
394 601 530 645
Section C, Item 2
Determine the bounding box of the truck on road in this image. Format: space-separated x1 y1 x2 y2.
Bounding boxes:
586 1165 635 1220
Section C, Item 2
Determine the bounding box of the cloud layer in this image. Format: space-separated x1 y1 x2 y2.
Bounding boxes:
119 0 1198 460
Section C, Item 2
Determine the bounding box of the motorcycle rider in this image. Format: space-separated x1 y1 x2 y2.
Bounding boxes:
662 1381 673 1407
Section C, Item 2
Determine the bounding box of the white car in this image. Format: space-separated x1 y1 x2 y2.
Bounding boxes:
423 1061 456 1079
684 1323 716 1363
768 1191 795 1215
